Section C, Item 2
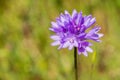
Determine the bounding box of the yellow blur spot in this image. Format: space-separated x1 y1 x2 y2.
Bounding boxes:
92 51 96 63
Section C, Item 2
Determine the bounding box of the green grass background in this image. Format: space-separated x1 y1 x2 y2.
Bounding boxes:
0 0 120 80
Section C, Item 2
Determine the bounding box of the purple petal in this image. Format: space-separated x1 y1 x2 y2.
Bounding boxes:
90 17 96 23
78 51 82 55
86 33 102 42
77 33 86 38
68 25 74 33
86 47 93 53
86 27 101 38
90 34 99 39
90 27 101 34
49 28 54 31
83 51 88 56
72 9 78 20
78 47 85 52
50 27 62 33
95 39 101 42
98 33 104 38
51 22 58 28
82 41 89 47
76 12 82 25
87 18 96 28
80 25 86 33
68 44 73 50
58 44 63 50
60 15 66 23
83 15 96 28
50 35 60 40
51 41 60 46
84 15 92 21
57 20 64 27
64 10 70 16
73 40 78 47
63 41 70 48
83 18 91 27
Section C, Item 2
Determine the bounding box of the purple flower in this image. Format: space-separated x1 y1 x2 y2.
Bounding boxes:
50 10 103 56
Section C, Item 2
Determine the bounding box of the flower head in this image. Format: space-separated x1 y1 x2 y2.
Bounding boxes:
50 10 103 56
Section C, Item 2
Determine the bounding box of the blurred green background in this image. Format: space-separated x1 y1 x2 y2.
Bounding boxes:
0 0 120 80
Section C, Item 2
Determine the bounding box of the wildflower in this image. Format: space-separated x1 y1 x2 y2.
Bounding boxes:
50 10 103 56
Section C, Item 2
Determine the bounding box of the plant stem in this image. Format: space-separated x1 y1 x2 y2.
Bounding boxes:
74 47 78 80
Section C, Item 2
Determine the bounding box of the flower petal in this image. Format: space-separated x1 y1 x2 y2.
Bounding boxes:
51 41 60 46
81 41 89 47
78 47 85 52
84 15 92 21
72 9 78 20
87 17 96 28
98 33 104 38
64 10 69 15
73 40 78 47
51 22 58 28
49 28 54 31
77 33 86 38
89 27 101 35
78 51 82 55
83 18 91 27
50 35 60 40
63 41 70 48
76 12 82 25
58 44 63 50
83 51 88 56
68 44 73 50
86 47 93 53
60 15 66 23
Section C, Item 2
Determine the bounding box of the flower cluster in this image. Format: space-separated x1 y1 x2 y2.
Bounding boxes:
50 10 103 56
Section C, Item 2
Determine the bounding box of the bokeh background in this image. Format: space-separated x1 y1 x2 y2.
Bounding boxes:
0 0 120 80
